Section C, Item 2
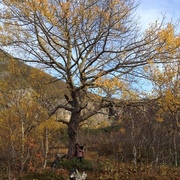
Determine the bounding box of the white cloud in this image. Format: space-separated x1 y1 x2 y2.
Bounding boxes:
136 0 180 30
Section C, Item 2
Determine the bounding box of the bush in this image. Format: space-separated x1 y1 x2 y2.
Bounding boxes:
60 158 93 171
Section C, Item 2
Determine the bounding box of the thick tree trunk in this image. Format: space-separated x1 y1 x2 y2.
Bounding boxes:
67 112 80 159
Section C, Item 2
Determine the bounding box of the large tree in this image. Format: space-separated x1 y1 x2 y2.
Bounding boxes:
0 0 179 158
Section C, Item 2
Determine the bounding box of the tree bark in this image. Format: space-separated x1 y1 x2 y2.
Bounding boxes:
67 112 80 159
43 128 49 169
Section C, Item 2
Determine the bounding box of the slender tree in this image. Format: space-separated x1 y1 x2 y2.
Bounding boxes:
0 0 179 158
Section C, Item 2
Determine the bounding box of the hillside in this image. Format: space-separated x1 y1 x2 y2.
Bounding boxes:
0 49 68 98
0 49 112 128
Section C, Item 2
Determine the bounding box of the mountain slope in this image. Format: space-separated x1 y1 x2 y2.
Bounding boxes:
0 49 112 127
0 49 68 98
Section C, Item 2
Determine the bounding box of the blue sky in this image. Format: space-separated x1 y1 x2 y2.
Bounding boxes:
135 0 180 93
136 0 180 31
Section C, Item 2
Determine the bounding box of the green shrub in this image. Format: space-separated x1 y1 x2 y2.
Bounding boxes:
60 158 93 171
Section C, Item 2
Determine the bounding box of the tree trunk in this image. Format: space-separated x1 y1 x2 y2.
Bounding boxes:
131 117 137 167
43 128 49 169
67 112 80 159
20 118 25 173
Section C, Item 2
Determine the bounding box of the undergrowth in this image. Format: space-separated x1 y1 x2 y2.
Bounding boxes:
16 157 180 180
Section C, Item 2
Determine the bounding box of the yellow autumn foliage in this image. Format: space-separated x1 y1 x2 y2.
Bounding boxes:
38 116 66 133
95 76 123 89
157 23 180 55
